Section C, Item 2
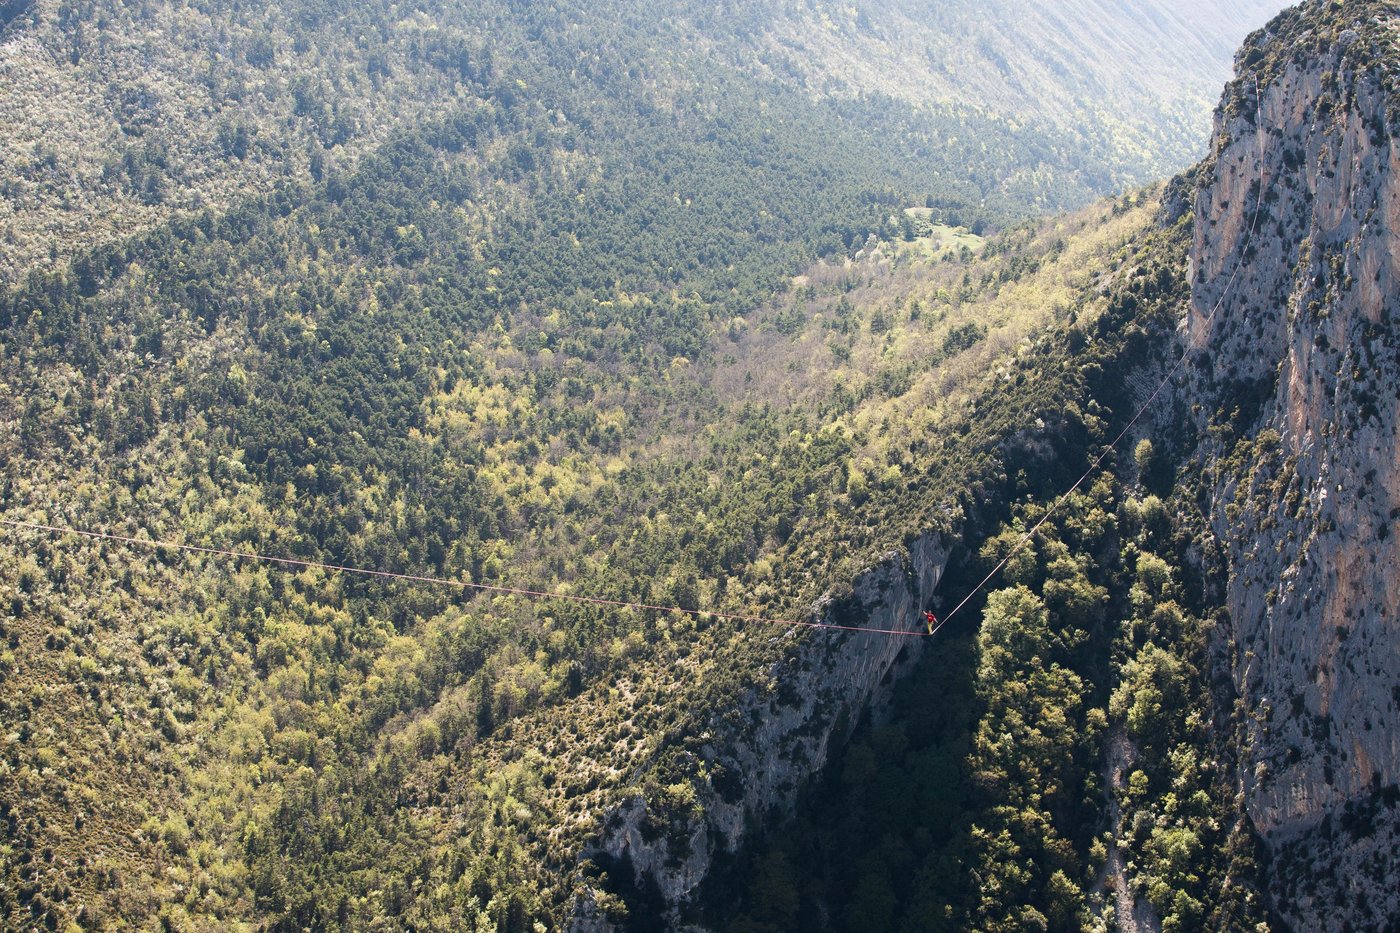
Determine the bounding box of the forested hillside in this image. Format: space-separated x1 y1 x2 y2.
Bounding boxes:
0 125 1164 923
707 191 1273 932
0 0 1276 283
5 0 1384 932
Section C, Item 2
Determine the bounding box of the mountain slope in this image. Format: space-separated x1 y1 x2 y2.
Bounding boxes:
0 165 1163 928
0 0 1227 925
0 0 1279 285
5 1 1395 932
740 0 1287 185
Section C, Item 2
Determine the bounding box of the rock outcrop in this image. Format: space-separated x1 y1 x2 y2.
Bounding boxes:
571 533 949 928
1181 4 1400 928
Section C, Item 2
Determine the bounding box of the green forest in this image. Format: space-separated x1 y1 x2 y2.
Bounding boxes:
0 0 1329 930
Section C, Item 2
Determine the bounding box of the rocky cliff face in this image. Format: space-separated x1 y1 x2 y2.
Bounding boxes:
1182 5 1400 928
571 533 949 929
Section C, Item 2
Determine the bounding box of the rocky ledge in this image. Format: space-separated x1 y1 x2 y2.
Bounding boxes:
570 532 949 930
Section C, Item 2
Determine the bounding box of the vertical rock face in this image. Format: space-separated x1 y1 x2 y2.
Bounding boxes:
1184 5 1400 928
572 533 948 928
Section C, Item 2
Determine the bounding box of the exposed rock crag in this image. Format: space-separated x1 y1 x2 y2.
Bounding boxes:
1182 5 1400 928
572 533 948 928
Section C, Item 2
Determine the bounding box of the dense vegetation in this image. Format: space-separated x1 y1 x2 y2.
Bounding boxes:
0 125 1163 927
0 0 1273 284
707 190 1272 932
0 0 1298 929
709 482 1270 932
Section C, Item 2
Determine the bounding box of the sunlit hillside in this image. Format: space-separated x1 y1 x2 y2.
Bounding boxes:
0 0 1277 283
5 1 1391 931
0 170 1160 924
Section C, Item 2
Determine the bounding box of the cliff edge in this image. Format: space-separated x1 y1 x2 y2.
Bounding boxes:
1183 3 1400 927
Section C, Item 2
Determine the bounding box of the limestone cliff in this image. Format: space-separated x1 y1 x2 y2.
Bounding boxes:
1180 4 1400 928
570 533 949 929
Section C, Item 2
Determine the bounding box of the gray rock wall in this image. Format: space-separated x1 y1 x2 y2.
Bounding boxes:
1184 13 1400 929
571 533 949 929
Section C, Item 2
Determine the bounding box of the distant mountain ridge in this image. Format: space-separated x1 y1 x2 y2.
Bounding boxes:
0 0 1280 285
742 0 1287 167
